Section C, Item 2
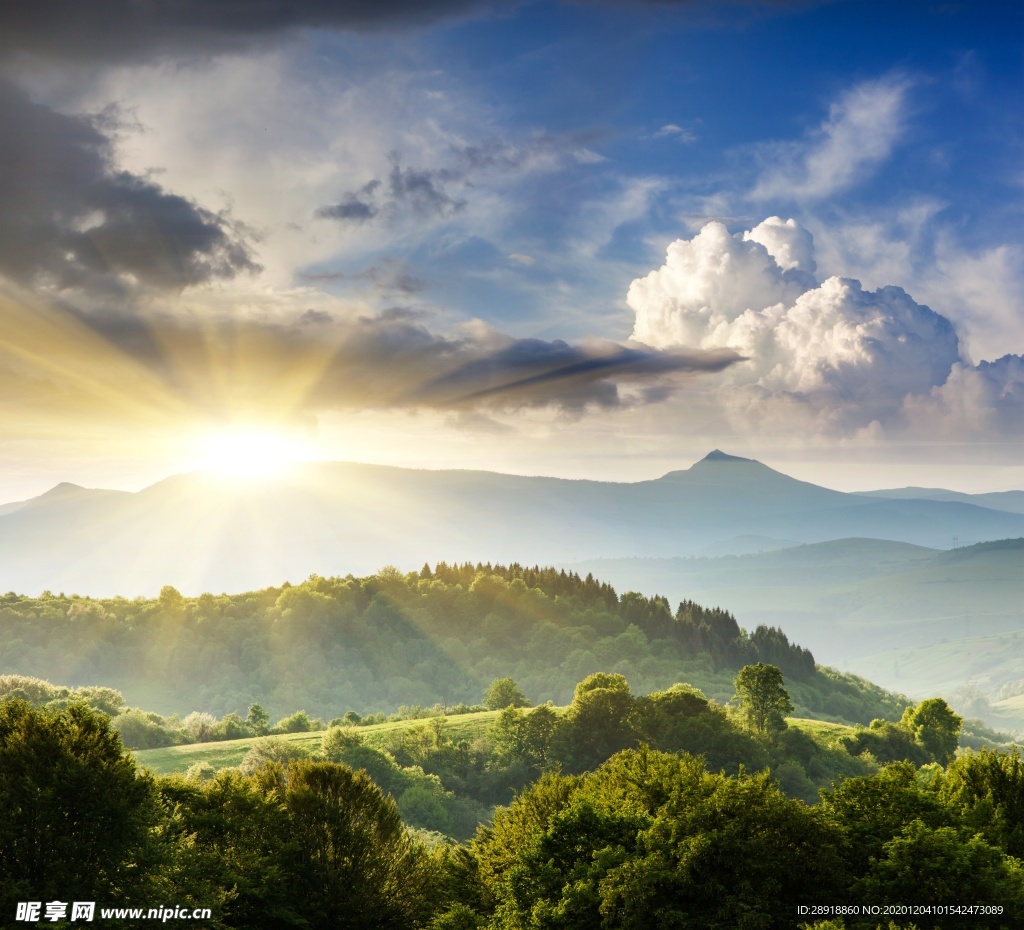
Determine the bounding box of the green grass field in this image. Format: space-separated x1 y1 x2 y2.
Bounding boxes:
786 717 856 743
134 708 507 775
134 709 851 776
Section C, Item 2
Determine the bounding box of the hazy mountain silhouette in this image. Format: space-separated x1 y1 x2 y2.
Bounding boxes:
853 486 1024 515
0 451 1021 597
569 536 1024 723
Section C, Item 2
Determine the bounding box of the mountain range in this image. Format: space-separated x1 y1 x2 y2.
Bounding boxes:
1 450 1020 599
2 450 1022 727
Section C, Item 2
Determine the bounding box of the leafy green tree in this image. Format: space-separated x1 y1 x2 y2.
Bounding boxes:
483 677 531 710
239 737 310 775
247 702 270 736
159 768 303 928
733 662 793 738
820 762 956 877
490 706 527 760
399 784 454 836
183 710 217 742
184 761 217 781
498 796 646 929
321 725 363 761
857 820 1024 920
112 707 180 749
634 683 708 747
491 704 561 768
68 684 126 715
428 903 484 929
475 769 581 904
593 749 847 929
901 698 962 765
940 747 1024 857
282 760 435 928
634 685 768 776
560 672 636 771
841 718 931 766
476 748 848 930
0 700 162 910
274 709 317 733
521 704 560 767
215 711 251 740
158 584 185 613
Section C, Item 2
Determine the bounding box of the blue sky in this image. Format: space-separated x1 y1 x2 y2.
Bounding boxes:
0 0 1021 497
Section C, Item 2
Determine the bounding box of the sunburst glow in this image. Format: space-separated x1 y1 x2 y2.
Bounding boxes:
192 428 313 481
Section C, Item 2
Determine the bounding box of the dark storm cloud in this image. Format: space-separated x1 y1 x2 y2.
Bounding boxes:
0 1 492 63
0 79 256 292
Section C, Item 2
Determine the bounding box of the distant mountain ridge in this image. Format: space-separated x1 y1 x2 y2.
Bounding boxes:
568 536 1024 725
852 486 1024 515
0 451 1021 597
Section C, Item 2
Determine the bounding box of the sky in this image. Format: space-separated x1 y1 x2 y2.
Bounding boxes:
0 0 1022 501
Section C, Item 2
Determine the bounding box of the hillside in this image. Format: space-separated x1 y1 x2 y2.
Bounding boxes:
0 563 906 728
569 537 1024 710
0 451 1020 596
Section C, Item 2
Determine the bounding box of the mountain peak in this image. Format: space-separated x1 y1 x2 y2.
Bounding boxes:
698 450 753 464
37 482 88 499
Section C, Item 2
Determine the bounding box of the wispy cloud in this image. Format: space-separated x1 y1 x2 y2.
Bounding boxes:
318 155 463 225
752 75 912 201
652 123 696 143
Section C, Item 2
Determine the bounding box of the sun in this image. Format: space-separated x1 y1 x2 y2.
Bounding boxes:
192 428 312 481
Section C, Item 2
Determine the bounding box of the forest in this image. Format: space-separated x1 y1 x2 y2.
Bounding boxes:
2 565 1022 928
2 561 890 722
2 690 1022 929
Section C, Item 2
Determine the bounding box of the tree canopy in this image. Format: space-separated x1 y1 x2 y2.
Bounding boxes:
733 662 794 737
483 677 530 710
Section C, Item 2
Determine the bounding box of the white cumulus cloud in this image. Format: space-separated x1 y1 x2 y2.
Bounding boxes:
899 354 1024 439
627 219 811 348
625 217 1021 437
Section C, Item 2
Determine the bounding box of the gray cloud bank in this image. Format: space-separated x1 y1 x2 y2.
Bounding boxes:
0 80 256 295
0 1 489 63
89 310 742 416
0 0 824 64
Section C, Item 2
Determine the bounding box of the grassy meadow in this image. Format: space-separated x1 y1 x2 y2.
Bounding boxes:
133 709 855 777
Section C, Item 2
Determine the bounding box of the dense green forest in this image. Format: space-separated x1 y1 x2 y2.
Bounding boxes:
1 562 898 724
3 565 1021 926
3 664 1011 840
2 694 1022 929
